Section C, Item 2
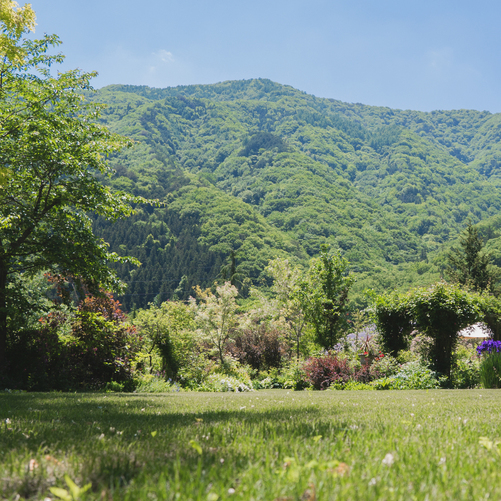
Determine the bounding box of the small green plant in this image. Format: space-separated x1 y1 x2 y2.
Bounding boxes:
451 345 480 389
49 475 91 501
134 374 180 393
480 352 501 388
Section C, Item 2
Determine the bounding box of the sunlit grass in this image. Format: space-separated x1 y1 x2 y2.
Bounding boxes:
1 389 501 500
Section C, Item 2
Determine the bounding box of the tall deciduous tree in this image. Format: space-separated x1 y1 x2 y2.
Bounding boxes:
266 257 308 360
191 282 239 366
304 244 354 350
0 2 142 364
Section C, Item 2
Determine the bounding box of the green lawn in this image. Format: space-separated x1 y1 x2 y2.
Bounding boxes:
1 389 501 500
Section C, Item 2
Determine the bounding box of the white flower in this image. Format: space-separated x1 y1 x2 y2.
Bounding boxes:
382 453 394 466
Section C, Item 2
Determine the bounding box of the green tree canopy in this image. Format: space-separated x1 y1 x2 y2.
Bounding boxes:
303 244 354 350
0 2 143 364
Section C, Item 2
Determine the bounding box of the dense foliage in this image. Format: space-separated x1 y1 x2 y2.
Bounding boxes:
372 282 485 376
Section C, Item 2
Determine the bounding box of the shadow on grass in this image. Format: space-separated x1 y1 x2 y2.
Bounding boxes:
0 392 349 447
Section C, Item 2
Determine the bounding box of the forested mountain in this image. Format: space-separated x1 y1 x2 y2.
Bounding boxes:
88 79 501 309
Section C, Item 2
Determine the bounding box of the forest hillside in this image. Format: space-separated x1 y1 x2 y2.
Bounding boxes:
88 79 501 309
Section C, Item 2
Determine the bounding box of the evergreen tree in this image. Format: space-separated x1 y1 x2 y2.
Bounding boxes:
446 221 500 295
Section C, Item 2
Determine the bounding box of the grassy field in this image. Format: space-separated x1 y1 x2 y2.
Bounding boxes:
2 389 501 500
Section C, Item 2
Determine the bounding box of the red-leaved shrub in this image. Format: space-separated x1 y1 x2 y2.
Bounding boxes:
303 353 381 389
228 324 286 371
303 354 353 390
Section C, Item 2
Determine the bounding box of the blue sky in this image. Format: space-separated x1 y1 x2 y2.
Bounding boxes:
33 0 501 112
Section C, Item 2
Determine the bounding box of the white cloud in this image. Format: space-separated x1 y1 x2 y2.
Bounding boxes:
154 49 175 63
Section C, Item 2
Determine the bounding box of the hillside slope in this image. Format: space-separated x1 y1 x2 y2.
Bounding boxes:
88 79 501 308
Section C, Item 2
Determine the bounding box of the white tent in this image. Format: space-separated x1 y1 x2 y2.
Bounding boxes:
459 323 491 339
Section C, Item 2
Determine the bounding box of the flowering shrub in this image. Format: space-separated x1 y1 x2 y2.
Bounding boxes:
67 292 141 388
476 339 501 356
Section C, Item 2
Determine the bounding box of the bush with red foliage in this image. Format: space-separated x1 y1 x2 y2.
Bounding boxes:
228 324 286 371
303 353 381 390
68 291 141 388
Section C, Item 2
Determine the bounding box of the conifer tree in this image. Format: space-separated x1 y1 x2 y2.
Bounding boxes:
446 221 500 295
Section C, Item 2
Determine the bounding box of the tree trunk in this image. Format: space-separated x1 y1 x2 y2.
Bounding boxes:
433 329 454 378
0 264 8 368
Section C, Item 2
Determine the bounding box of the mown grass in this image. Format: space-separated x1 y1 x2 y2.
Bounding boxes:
1 389 501 500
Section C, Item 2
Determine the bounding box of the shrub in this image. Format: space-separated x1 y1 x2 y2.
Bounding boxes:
68 292 141 389
303 354 353 390
302 353 381 390
253 376 275 390
371 354 400 378
133 300 196 379
278 359 310 390
3 324 70 391
451 358 480 389
371 361 445 390
228 325 286 371
354 363 381 384
213 356 254 385
480 353 501 388
177 352 216 390
198 374 253 392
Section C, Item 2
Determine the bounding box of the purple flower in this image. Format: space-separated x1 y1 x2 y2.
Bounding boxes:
477 340 501 356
